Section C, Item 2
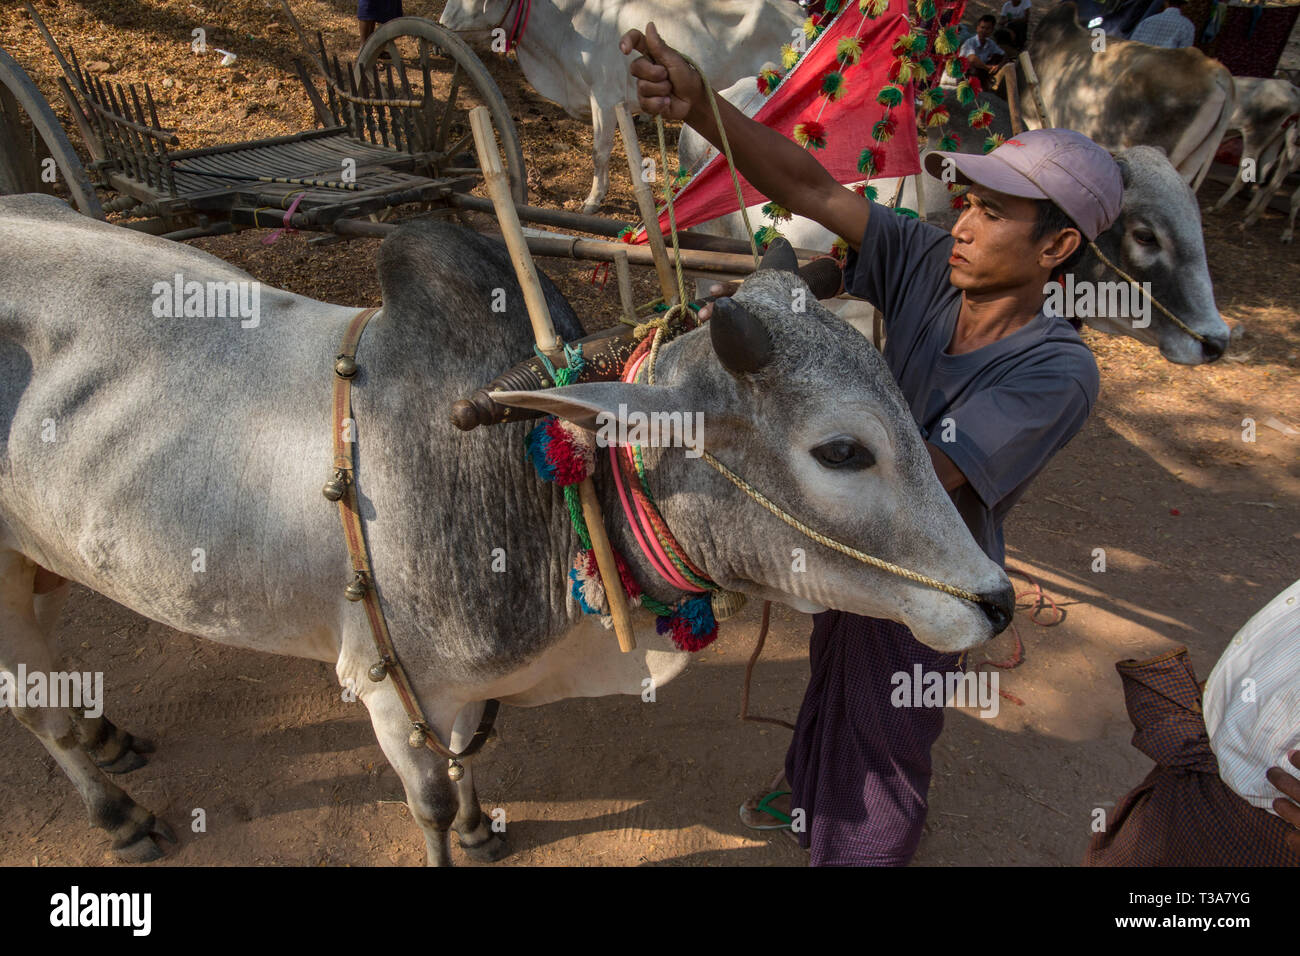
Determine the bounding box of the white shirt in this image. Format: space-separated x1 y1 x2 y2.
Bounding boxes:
1129 7 1197 48
1203 579 1300 816
1001 0 1032 20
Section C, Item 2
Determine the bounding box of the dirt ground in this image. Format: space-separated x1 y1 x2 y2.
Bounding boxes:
0 0 1297 867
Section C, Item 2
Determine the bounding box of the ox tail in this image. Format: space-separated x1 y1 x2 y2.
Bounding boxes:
1190 70 1238 194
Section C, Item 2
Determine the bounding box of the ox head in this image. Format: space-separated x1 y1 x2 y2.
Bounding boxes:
438 0 513 38
1076 147 1231 364
495 244 1014 652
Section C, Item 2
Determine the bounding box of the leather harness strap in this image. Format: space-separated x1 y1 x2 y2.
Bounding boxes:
329 307 498 777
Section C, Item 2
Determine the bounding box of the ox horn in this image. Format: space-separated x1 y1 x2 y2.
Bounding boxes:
759 236 798 273
710 297 773 375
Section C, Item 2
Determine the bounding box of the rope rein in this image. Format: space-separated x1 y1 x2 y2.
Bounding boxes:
1085 241 1209 346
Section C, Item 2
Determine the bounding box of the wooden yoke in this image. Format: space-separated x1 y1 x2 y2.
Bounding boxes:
1017 51 1052 130
468 106 636 653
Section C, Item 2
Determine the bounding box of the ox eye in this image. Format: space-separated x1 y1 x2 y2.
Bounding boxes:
812 439 874 470
1133 227 1158 246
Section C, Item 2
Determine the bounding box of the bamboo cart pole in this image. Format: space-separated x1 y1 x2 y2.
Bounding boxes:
614 101 678 304
1001 65 1026 135
613 248 637 324
1018 51 1052 130
468 106 636 653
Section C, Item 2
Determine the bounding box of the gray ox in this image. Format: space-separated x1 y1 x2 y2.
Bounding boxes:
0 193 1012 865
679 80 1230 364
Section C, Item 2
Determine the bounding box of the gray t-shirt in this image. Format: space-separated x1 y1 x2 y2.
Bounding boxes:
844 203 1100 564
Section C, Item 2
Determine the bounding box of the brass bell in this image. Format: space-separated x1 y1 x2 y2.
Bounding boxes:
345 573 368 602
368 659 389 682
321 469 348 501
408 724 427 748
447 760 465 782
711 589 748 622
334 354 358 378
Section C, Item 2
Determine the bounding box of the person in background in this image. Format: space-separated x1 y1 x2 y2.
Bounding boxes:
358 0 403 55
942 15 1005 90
999 0 1033 49
1085 579 1300 865
1128 0 1197 49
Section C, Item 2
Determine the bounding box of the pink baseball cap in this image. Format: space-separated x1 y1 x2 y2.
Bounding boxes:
923 128 1123 240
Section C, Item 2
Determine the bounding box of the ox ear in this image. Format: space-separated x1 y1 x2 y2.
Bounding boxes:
490 381 702 438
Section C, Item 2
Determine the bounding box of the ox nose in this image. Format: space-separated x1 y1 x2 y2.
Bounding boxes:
1201 335 1226 363
977 585 1015 636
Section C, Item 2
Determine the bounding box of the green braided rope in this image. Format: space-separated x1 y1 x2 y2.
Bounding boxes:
563 484 591 551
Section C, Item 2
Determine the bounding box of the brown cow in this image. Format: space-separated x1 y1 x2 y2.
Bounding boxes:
1021 3 1235 193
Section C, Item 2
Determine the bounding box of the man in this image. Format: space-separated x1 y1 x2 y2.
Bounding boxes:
358 0 403 55
1128 0 1197 49
621 22 1119 865
942 14 1005 90
1086 579 1300 865
999 0 1033 50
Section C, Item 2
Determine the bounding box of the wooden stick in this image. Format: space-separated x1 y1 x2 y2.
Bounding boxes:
614 102 677 304
1018 51 1051 130
614 248 636 325
467 106 636 653
913 172 926 222
469 107 561 357
1001 65 1025 135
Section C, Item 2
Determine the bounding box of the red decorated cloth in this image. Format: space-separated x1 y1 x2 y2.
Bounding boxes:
644 1 926 239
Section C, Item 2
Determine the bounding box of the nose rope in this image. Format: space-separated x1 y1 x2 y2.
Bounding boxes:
1085 241 1210 346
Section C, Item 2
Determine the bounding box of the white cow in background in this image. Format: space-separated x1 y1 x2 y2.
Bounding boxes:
439 0 804 212
1211 77 1300 242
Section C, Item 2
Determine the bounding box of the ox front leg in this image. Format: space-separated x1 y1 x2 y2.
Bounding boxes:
448 701 510 862
362 685 466 865
581 97 617 215
0 552 175 862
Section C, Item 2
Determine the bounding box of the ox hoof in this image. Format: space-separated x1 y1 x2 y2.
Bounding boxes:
580 201 601 216
97 734 156 775
81 716 157 775
110 813 178 864
457 815 511 863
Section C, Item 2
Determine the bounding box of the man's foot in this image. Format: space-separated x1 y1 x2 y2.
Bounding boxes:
740 769 794 830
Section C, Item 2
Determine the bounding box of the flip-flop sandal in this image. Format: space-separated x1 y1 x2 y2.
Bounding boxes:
739 789 793 831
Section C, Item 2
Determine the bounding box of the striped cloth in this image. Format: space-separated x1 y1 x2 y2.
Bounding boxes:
1084 646 1300 866
1203 578 1300 816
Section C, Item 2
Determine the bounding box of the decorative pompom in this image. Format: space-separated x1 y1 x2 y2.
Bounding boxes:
876 84 904 108
968 103 994 129
859 0 889 16
757 67 782 95
655 595 718 652
793 120 827 149
781 43 799 70
872 115 896 142
938 134 960 151
823 0 842 14
916 56 937 78
761 200 792 221
831 236 849 260
983 133 1006 153
888 57 915 85
967 75 983 96
753 224 784 249
837 36 863 64
920 86 946 110
821 70 846 101
917 0 936 19
851 182 879 201
935 26 959 55
616 225 638 244
896 207 919 219
856 145 885 176
924 107 950 127
526 416 595 486
949 55 967 78
951 193 968 210
802 16 819 40
569 548 643 619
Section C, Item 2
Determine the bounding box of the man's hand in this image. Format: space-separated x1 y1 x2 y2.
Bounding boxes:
1266 750 1300 854
620 22 704 123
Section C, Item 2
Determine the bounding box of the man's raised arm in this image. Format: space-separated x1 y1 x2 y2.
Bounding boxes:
619 22 871 250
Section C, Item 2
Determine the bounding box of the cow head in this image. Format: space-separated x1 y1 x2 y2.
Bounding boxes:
495 247 1014 652
438 0 513 39
1075 146 1231 364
